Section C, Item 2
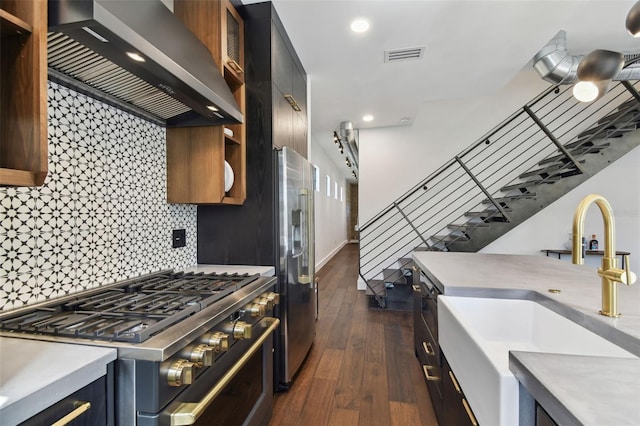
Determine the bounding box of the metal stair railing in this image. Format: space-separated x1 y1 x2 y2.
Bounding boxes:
359 80 640 304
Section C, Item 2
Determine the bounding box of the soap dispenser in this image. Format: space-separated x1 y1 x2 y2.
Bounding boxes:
589 234 599 250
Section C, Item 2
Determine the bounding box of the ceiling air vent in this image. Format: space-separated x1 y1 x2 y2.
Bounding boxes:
384 46 425 63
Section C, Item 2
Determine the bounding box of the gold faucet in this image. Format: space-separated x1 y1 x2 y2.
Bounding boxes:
572 194 636 317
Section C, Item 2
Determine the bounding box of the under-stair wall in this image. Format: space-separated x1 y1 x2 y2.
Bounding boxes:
359 80 640 308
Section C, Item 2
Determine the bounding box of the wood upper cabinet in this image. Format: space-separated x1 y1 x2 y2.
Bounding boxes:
0 0 47 187
167 0 246 205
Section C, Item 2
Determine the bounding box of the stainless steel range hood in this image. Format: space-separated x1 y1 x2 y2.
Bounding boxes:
48 0 243 127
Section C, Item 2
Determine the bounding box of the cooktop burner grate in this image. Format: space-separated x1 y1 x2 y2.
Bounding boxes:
0 271 260 343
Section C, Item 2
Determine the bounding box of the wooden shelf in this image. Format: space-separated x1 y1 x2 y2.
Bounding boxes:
0 8 32 36
0 1 48 187
225 134 241 145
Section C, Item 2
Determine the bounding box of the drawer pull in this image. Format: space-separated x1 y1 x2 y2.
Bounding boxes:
422 365 438 381
448 370 462 394
412 285 421 292
422 341 435 356
51 401 91 426
227 59 244 75
462 398 479 426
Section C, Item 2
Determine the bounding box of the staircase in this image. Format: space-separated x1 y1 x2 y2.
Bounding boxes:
360 80 640 309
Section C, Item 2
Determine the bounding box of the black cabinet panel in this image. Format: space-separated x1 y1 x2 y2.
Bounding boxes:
272 84 293 150
536 404 558 426
19 375 112 426
292 62 307 116
442 356 479 426
272 25 293 95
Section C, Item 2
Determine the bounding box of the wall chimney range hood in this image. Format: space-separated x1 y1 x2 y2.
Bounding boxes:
48 0 243 127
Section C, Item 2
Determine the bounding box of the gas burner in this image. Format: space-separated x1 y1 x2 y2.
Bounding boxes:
0 271 260 343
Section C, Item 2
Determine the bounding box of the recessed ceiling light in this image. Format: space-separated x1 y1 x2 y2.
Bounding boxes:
362 114 374 122
350 18 370 33
126 52 145 62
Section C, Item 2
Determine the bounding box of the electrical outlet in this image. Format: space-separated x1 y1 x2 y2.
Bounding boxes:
172 229 186 248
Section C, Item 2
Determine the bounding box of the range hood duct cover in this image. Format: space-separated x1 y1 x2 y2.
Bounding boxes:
48 0 243 127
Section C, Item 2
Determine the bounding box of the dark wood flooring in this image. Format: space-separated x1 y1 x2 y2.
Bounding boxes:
269 243 438 426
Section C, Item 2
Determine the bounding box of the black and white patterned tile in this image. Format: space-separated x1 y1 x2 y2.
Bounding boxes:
0 81 197 311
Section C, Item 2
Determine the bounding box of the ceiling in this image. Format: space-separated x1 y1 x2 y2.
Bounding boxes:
241 0 640 177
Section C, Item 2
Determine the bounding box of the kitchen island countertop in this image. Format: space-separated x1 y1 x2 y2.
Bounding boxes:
412 251 640 425
412 251 640 355
0 337 116 425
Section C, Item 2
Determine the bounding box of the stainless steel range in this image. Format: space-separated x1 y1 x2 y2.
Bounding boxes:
0 270 278 426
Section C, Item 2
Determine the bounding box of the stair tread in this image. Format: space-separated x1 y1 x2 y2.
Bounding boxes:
448 222 490 229
519 162 576 179
501 176 561 192
382 268 407 283
598 105 640 125
482 194 533 204
566 137 612 150
538 146 603 165
431 234 469 243
365 279 386 296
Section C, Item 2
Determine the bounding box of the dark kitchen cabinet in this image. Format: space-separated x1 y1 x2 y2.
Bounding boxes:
442 355 480 426
197 1 307 266
413 266 443 423
19 372 114 426
0 0 48 187
536 404 558 426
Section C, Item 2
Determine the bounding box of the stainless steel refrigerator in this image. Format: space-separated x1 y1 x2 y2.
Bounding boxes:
275 147 316 389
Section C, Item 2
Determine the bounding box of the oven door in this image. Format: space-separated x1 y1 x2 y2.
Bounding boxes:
139 318 279 426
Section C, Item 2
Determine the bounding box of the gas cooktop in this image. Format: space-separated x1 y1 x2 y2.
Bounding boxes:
0 271 260 343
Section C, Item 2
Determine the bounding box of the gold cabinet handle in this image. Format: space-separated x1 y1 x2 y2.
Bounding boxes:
227 59 244 74
283 94 302 112
412 284 421 292
167 318 280 426
51 401 91 426
422 365 438 381
462 398 479 426
448 370 462 394
422 341 434 356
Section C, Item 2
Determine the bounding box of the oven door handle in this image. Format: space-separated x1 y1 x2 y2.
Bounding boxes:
166 317 280 426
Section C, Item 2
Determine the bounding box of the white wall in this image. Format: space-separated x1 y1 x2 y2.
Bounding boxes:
309 134 349 270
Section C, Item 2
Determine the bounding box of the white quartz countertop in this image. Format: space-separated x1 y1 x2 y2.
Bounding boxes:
412 251 640 424
412 252 640 355
510 351 640 426
0 337 116 425
182 264 275 277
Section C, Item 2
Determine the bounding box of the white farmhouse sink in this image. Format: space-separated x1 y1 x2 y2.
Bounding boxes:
438 296 636 426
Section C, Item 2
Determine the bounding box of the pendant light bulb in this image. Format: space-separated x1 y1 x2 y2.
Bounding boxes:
573 81 599 102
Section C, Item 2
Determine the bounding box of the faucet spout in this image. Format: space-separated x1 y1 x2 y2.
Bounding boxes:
571 194 636 317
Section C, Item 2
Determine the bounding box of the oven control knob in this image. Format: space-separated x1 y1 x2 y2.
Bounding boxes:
266 292 280 305
255 296 273 311
166 359 195 387
245 303 265 317
203 331 229 353
233 321 252 339
188 344 215 367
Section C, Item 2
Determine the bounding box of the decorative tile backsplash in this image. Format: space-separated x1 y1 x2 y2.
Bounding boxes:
0 82 197 311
